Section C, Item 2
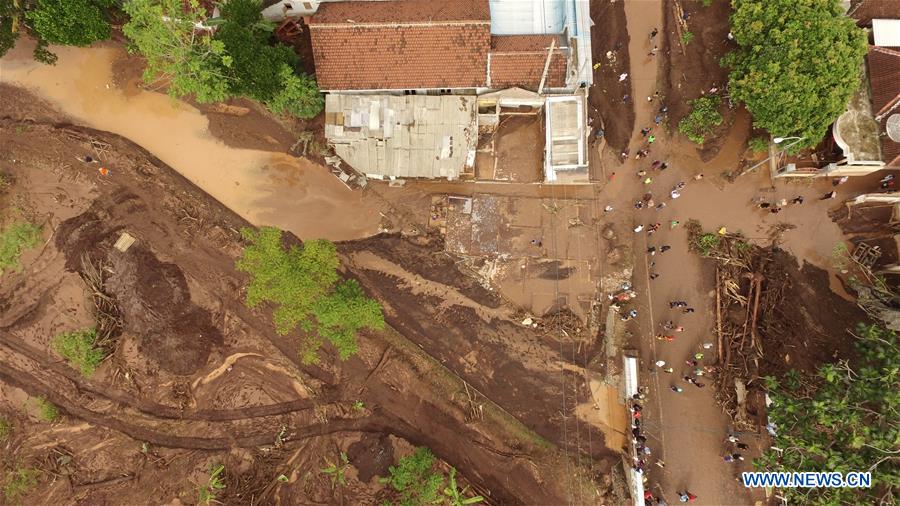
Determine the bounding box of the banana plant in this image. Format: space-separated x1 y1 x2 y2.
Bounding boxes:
442 468 484 505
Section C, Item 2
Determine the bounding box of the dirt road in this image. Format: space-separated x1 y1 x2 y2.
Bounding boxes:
592 1 879 504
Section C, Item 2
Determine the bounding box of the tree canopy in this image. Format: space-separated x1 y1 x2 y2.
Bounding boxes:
725 0 867 147
235 227 384 363
0 1 21 59
757 323 899 504
0 0 112 63
215 0 323 118
122 0 323 117
25 0 112 47
123 0 232 103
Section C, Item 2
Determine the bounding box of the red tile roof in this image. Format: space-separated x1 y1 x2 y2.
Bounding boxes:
489 35 568 89
309 0 491 90
868 46 900 166
312 0 490 25
849 0 900 26
310 24 490 90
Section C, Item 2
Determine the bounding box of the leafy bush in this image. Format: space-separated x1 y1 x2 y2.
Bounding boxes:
0 222 42 274
696 233 720 256
382 448 444 506
757 324 899 504
52 328 105 376
701 0 713 6
2 468 39 502
25 0 112 47
267 65 325 119
747 136 769 154
34 397 58 423
0 417 10 441
724 0 867 148
678 95 722 145
681 31 694 45
236 227 384 363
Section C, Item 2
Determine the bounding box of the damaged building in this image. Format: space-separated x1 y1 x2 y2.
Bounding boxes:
304 0 592 183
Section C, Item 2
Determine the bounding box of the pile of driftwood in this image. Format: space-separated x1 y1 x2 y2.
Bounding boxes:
687 222 790 429
79 253 123 354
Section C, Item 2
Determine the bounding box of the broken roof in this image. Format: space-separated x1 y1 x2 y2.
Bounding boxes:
489 35 568 89
324 94 477 179
868 46 900 166
309 0 491 90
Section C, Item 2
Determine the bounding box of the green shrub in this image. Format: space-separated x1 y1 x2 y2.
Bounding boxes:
681 31 694 45
34 398 58 423
3 468 39 502
0 417 10 441
748 136 769 154
382 447 444 506
701 0 713 6
0 222 42 274
266 66 325 119
696 233 720 256
678 95 723 145
52 328 105 376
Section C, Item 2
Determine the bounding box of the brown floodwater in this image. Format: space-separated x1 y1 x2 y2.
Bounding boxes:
0 42 385 241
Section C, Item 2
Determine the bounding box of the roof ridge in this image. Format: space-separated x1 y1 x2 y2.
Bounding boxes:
871 45 900 57
310 20 492 28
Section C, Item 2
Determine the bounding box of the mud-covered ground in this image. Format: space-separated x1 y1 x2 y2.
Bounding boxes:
658 0 749 160
588 0 634 155
0 114 615 504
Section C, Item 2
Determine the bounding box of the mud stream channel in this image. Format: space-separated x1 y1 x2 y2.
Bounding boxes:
1 43 385 241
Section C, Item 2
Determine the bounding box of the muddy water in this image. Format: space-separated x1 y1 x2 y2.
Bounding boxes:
0 42 385 241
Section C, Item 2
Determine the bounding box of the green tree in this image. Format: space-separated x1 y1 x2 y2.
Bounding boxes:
0 0 22 59
215 0 293 101
25 0 111 47
757 323 899 505
267 65 325 119
122 0 232 103
236 227 383 363
214 0 323 118
382 447 445 506
678 95 722 145
311 279 385 361
724 0 867 147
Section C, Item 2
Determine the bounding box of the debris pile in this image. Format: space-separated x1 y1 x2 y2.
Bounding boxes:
686 221 791 429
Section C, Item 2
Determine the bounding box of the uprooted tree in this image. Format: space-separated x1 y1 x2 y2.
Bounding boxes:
724 0 867 148
757 323 899 505
236 226 384 363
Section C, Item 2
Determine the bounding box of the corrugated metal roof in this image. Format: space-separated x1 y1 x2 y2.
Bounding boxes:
488 0 565 35
325 94 477 179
